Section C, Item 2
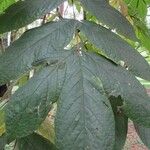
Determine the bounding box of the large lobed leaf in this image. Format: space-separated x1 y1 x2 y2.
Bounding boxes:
4 47 150 148
5 50 116 149
0 10 150 149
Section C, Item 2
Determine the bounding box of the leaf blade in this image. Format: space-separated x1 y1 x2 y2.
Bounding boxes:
80 0 137 40
80 21 150 81
0 19 78 85
88 52 150 127
6 59 67 140
55 51 115 150
0 0 65 33
110 96 128 150
134 124 150 149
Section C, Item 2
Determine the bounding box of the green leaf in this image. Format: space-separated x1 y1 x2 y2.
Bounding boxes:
137 29 150 51
55 50 115 150
110 96 128 150
0 0 65 33
17 133 57 150
146 0 150 4
0 0 16 14
122 94 150 127
90 52 150 127
79 21 150 81
80 0 137 40
0 19 78 85
134 18 150 51
6 59 67 140
125 0 148 19
134 124 150 149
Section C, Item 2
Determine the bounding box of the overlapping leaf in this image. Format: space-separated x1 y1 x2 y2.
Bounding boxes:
0 19 78 85
80 0 137 40
55 51 115 150
134 124 150 149
79 21 150 81
0 0 65 33
89 52 150 127
17 133 57 150
6 58 68 140
110 96 128 150
1 18 79 141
